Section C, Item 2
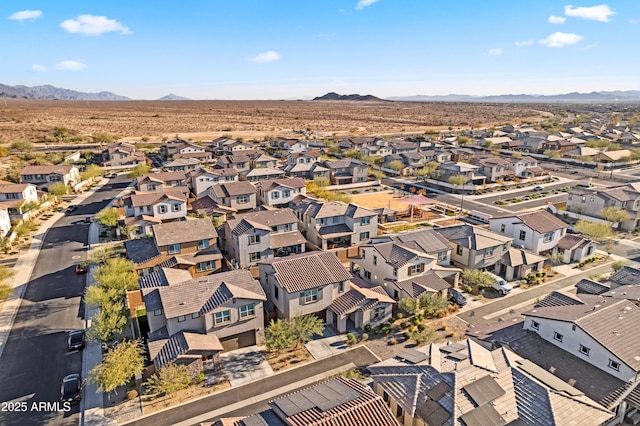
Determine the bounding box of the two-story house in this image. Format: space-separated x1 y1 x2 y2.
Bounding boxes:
122 190 188 222
220 208 306 268
566 183 640 231
162 158 201 172
217 154 251 174
292 200 378 250
0 181 39 221
258 251 353 321
323 160 368 185
438 162 484 185
506 156 544 178
207 181 257 211
437 224 513 270
162 139 204 159
471 156 513 183
489 211 568 255
253 177 306 207
143 269 266 371
135 171 187 192
100 142 146 167
124 217 223 276
241 167 286 182
187 168 238 197
20 165 80 191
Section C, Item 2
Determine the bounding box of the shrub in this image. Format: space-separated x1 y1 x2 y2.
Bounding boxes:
403 332 412 340
396 312 403 320
196 373 205 384
351 190 360 194
389 337 398 345
382 327 390 335
346 333 355 342
446 332 455 338
418 323 427 331
413 318 421 326
126 389 138 400
401 321 409 329
408 325 417 333
373 329 379 335
440 324 448 331
364 324 372 332
361 333 368 341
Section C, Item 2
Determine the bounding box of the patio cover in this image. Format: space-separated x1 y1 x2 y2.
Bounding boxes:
398 195 438 205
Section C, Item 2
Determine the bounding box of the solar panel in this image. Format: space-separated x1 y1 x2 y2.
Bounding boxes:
241 413 270 426
447 351 469 361
397 349 429 364
441 342 466 353
416 399 450 426
463 375 506 406
459 404 506 426
426 381 452 401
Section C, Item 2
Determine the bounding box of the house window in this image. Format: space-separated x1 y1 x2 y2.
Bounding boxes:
437 251 447 262
283 190 291 197
579 345 590 356
370 306 385 322
456 245 463 255
172 203 181 212
168 243 181 254
249 252 262 262
274 285 279 300
333 216 339 224
154 309 162 316
284 223 292 231
408 264 422 276
338 281 345 293
299 288 321 305
543 232 554 243
192 312 200 319
177 315 186 322
393 268 397 276
214 310 231 325
237 195 249 204
239 303 255 318
196 261 215 272
360 232 370 240
272 191 280 199
484 247 495 257
197 239 210 249
249 234 261 245
519 230 526 241
271 226 278 232
553 332 563 342
373 255 377 265
531 320 539 330
609 359 620 371
361 216 371 225
364 269 371 280
158 205 168 214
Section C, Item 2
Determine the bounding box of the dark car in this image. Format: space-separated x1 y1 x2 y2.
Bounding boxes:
67 205 77 213
60 374 82 404
448 288 467 307
75 263 88 274
84 216 94 223
68 330 85 351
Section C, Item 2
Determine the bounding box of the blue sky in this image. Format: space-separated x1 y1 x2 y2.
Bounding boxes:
2 1 639 99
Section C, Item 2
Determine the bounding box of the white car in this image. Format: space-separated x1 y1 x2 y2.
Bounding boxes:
484 271 512 295
532 186 544 191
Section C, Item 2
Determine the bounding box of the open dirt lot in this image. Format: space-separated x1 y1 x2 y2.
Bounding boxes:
0 99 547 143
350 191 420 211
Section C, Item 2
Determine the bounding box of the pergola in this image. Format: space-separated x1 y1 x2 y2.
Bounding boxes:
398 194 438 222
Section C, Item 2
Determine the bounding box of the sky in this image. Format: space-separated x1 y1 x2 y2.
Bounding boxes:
2 1 639 99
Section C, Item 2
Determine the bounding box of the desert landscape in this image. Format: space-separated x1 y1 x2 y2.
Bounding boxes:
0 99 549 142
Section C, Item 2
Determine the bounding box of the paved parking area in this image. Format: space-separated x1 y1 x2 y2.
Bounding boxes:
305 328 360 359
219 345 274 387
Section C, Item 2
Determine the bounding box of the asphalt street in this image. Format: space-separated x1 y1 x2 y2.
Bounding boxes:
0 177 129 426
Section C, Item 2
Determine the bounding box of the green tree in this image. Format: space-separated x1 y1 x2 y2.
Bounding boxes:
84 286 116 308
575 220 613 243
461 269 496 288
398 297 419 315
368 168 386 180
96 207 118 228
313 176 330 187
290 315 324 348
87 301 128 343
448 174 468 194
456 136 470 146
80 164 104 181
418 293 448 317
48 182 68 197
89 245 117 265
411 327 436 346
264 319 295 355
20 200 41 213
343 149 362 160
10 140 34 152
128 164 152 178
93 257 138 295
388 160 405 172
598 207 631 227
611 260 628 273
543 150 559 159
144 363 191 397
89 340 145 394
92 132 115 144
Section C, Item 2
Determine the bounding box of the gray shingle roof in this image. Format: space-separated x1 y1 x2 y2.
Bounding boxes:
263 251 352 293
153 217 218 247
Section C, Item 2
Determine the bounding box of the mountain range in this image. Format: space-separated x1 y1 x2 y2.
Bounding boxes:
0 84 130 100
387 90 640 102
312 92 386 101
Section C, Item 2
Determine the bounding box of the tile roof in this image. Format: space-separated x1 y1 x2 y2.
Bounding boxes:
575 278 610 295
329 282 394 316
254 177 306 192
0 182 34 193
137 171 186 185
437 224 512 250
394 272 451 297
262 251 352 293
373 242 421 268
602 284 640 302
391 228 451 254
21 165 75 175
191 195 237 216
269 231 306 249
126 190 187 207
318 223 352 237
231 208 298 231
496 210 568 233
210 181 257 198
153 217 218 247
607 266 640 288
138 267 192 290
124 238 160 264
148 331 223 369
557 234 592 250
500 247 545 268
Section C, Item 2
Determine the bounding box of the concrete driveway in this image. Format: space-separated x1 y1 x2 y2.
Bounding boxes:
305 328 359 359
219 345 273 386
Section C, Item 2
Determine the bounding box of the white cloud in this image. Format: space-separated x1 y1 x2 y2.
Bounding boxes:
630 19 637 24
356 0 379 10
564 4 615 22
56 60 87 71
8 9 42 21
548 15 566 24
31 64 47 72
539 32 583 47
488 48 503 56
514 40 534 46
60 14 131 36
248 51 281 63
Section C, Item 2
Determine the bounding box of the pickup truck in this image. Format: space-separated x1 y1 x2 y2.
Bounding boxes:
484 271 512 295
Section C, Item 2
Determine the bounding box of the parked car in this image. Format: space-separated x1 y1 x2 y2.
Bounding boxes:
66 205 77 213
75 263 88 274
484 271 513 295
67 330 85 351
84 216 94 223
447 288 467 306
532 186 544 191
60 374 82 404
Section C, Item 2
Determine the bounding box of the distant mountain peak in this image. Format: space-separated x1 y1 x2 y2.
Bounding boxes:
313 92 386 101
387 90 640 102
0 83 129 100
158 93 190 101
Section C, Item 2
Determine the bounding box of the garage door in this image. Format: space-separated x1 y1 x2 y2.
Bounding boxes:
220 331 256 351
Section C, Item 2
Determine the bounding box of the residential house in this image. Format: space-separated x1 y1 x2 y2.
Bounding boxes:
389 140 418 154
208 138 254 156
187 168 238 197
494 246 546 281
489 211 568 254
0 181 39 221
506 156 543 178
20 165 80 191
162 139 204 159
338 136 378 150
252 154 279 169
240 167 286 182
292 200 378 250
518 136 546 153
420 149 451 164
143 269 266 371
217 154 251 174
368 339 613 426
214 377 399 426
471 156 512 183
189 193 237 219
135 171 187 192
207 181 257 211
541 139 580 154
124 217 223 276
173 150 213 163
438 162 484 185
323 160 368 185
282 152 330 180
101 142 146 167
555 234 597 264
361 144 393 157
122 190 187 222
253 177 306 207
0 207 10 238
162 158 201 172
437 224 513 271
566 183 640 230
449 148 474 163
563 146 602 160
220 208 306 268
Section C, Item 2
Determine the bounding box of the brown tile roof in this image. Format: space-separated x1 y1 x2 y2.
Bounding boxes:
21 165 75 175
137 171 186 185
497 210 568 233
210 181 257 198
127 190 187 207
254 177 306 192
437 224 512 250
394 272 451 297
269 231 306 249
262 251 352 293
0 182 34 193
191 195 237 216
329 282 395 316
148 331 223 369
153 217 218 246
